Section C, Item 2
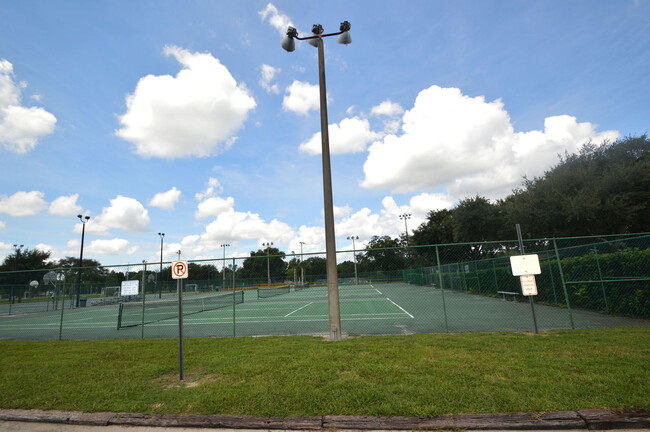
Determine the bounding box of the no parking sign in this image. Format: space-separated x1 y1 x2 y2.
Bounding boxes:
171 261 188 279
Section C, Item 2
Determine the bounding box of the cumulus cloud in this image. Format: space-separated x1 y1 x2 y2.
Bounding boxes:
149 187 181 210
0 190 47 216
299 117 381 155
115 46 256 159
49 194 83 216
283 81 319 115
94 195 150 233
87 238 137 255
361 85 618 199
370 100 404 117
0 59 57 153
258 3 294 35
195 177 223 201
195 196 235 219
200 209 294 249
260 64 280 94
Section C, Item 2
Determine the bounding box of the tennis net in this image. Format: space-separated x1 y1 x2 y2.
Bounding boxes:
117 291 244 329
257 285 290 299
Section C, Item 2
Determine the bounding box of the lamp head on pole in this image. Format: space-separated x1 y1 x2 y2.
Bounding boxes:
337 21 352 45
281 26 298 52
307 24 323 48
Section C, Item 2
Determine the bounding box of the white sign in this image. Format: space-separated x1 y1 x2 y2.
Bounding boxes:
171 260 188 279
520 275 538 296
510 254 541 276
121 280 139 296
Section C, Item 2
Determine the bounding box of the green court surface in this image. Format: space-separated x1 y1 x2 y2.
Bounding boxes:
0 283 647 341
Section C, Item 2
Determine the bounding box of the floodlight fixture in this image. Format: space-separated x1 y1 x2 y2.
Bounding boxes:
281 26 298 52
337 21 352 45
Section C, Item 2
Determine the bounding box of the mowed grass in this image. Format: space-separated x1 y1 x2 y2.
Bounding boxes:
0 328 648 417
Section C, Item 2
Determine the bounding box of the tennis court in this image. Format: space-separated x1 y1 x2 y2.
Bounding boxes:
0 282 647 341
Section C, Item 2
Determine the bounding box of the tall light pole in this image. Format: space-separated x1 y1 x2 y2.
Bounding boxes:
399 213 412 245
347 236 359 285
158 233 165 298
282 21 351 341
221 244 229 289
76 215 90 307
262 242 273 287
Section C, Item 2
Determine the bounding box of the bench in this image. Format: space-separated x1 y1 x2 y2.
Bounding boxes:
497 291 518 301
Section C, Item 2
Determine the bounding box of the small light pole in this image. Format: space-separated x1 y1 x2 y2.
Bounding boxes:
11 244 24 307
347 236 359 285
263 242 273 287
399 213 411 245
221 244 230 289
299 241 306 285
158 233 165 298
76 215 90 308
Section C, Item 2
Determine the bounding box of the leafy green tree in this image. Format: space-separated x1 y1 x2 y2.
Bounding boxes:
357 236 406 272
502 135 650 237
238 248 287 282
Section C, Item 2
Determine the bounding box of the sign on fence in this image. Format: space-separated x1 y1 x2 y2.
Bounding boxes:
121 280 139 296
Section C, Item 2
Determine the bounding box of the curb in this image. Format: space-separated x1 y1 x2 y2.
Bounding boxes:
0 408 649 430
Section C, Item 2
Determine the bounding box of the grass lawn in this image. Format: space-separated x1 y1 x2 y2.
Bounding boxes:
0 327 648 417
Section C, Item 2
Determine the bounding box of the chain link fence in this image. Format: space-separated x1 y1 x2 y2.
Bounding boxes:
1 233 648 341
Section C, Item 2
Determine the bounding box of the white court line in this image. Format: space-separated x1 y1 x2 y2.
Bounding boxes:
284 302 313 317
386 297 414 318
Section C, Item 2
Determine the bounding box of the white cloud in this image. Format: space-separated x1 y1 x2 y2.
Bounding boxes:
371 100 404 117
195 177 223 201
283 81 319 115
87 238 138 255
258 3 294 35
200 209 294 248
49 194 83 216
94 195 150 233
0 190 47 216
149 187 181 210
0 59 57 153
0 221 5 232
361 85 619 200
260 64 280 94
115 46 256 159
195 196 235 219
299 117 381 155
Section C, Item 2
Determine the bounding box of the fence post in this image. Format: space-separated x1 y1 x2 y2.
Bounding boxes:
593 247 610 314
546 252 558 304
435 246 449 333
232 257 236 337
141 262 146 339
58 277 66 340
553 239 575 329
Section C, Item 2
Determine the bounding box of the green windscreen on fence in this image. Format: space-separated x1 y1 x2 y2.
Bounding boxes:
117 291 244 329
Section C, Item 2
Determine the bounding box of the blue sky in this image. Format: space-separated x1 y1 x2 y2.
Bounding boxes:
1 0 648 266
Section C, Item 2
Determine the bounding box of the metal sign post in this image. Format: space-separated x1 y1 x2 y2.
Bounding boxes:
515 224 539 334
171 259 188 380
